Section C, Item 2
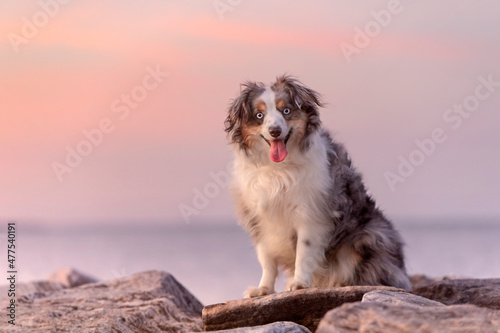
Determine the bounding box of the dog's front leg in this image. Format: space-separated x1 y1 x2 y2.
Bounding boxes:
287 228 325 291
244 243 277 298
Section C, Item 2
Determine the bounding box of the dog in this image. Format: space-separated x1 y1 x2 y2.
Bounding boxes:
225 75 411 298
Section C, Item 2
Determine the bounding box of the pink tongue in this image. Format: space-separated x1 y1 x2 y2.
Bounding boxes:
269 139 287 163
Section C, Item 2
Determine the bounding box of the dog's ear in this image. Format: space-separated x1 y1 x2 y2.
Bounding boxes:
275 75 323 112
292 83 323 111
225 81 261 145
274 75 323 148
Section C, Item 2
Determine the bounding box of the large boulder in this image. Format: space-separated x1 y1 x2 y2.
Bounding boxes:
203 286 402 332
0 270 203 332
362 290 445 307
411 277 500 310
317 302 500 333
209 321 312 332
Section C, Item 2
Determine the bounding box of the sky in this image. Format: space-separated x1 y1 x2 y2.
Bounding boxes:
1 1 499 227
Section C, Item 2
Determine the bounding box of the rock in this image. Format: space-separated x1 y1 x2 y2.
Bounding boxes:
317 302 500 333
209 321 312 332
0 270 203 332
412 277 500 310
47 267 98 288
203 286 402 332
409 274 468 289
0 280 64 299
409 273 441 287
362 290 445 307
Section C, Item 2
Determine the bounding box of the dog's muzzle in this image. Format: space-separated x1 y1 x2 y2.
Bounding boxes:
260 128 293 163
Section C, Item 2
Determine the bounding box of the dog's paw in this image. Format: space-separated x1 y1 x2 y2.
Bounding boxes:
244 286 274 298
286 280 310 292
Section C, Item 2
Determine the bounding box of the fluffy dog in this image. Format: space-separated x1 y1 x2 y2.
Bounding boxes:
225 75 410 297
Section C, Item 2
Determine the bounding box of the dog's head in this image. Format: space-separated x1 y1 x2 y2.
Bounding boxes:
225 75 323 163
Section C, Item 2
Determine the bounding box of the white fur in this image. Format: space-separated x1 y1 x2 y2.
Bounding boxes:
231 128 335 295
259 88 289 141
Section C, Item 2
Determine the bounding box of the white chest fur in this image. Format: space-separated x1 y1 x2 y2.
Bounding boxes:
231 132 333 259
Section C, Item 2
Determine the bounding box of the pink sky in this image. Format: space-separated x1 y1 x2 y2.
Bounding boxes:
1 1 499 226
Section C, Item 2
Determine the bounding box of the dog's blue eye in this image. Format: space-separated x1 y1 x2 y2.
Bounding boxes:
283 108 290 115
256 112 264 119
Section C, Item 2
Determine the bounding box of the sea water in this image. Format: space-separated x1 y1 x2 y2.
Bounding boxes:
6 220 500 305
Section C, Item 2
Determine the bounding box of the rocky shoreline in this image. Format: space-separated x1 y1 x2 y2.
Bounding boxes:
1 268 499 332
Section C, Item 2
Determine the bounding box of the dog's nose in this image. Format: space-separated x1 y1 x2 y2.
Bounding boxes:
269 126 282 138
